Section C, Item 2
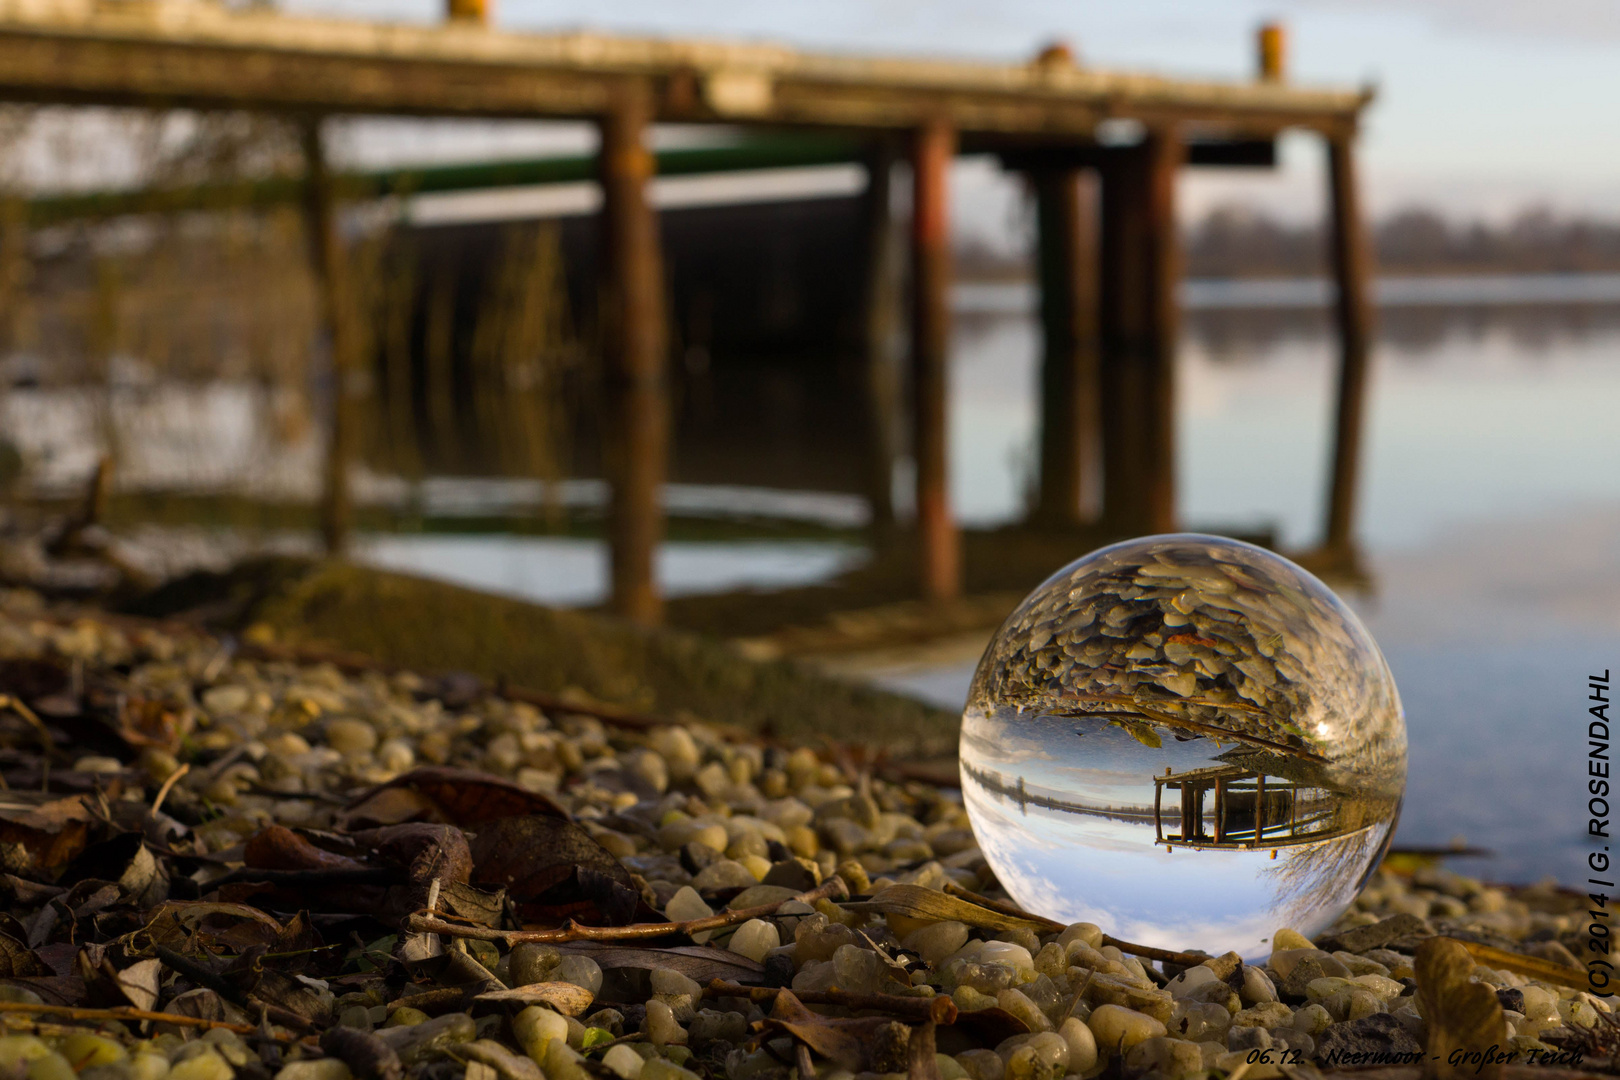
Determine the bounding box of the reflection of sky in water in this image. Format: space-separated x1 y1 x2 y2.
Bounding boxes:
963 710 1251 807
962 778 1381 959
962 707 1394 958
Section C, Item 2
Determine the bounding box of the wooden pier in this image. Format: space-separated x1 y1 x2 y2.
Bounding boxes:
0 2 1376 623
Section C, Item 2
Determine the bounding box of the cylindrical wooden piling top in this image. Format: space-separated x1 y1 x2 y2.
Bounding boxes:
0 0 1371 135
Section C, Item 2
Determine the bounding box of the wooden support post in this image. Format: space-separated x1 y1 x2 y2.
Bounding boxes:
860 138 901 540
1153 780 1163 842
1257 23 1287 83
1098 131 1181 536
599 81 669 626
300 117 357 558
1256 772 1268 840
1323 132 1373 555
910 118 960 602
1030 166 1099 528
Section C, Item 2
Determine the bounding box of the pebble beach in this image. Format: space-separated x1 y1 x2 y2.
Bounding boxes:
0 589 1610 1080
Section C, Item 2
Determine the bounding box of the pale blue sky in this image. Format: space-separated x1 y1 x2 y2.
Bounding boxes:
288 0 1620 223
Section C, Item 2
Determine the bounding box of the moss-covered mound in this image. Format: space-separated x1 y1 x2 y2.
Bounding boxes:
127 556 960 757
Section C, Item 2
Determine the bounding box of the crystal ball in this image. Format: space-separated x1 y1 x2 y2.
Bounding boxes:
961 534 1406 959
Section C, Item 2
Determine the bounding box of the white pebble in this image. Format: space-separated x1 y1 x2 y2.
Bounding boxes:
1167 966 1217 998
1087 1004 1166 1057
514 1006 569 1059
729 919 781 963
601 1045 645 1080
1058 1016 1098 1074
664 886 715 943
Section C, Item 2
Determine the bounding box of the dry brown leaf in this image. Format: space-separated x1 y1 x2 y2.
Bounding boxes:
844 885 1050 935
270 911 325 973
949 1007 1031 1044
1445 938 1588 991
341 767 568 829
255 968 335 1024
136 901 284 955
758 988 912 1072
0 975 85 1006
470 816 637 924
1416 937 1507 1080
117 696 192 753
437 881 507 929
356 823 473 886
0 931 49 978
336 787 433 830
473 982 595 1015
244 826 369 872
556 942 764 984
0 795 93 875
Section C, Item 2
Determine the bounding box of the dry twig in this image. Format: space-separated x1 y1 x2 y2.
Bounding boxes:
705 980 958 1024
940 881 1211 967
0 1000 305 1040
406 876 848 945
148 762 189 819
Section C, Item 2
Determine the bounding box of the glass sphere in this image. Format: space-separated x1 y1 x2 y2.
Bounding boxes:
961 534 1406 959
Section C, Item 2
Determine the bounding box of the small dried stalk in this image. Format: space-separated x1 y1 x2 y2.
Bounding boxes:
706 980 958 1024
941 881 1210 968
407 876 849 945
0 1000 302 1040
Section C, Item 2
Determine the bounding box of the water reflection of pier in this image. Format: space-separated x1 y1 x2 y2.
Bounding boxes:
960 759 1157 825
1153 764 1345 851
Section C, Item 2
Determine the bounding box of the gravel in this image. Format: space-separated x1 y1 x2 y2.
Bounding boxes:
0 588 1611 1080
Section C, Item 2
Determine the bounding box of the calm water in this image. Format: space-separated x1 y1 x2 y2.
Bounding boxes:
352 285 1620 883
8 277 1616 884
879 288 1620 886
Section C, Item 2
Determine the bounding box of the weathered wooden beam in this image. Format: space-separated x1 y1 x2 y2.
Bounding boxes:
859 137 902 539
1029 166 1099 528
1323 132 1374 554
0 31 616 118
299 118 358 558
1098 129 1182 536
910 117 960 602
0 9 1369 134
998 139 1275 171
599 81 669 626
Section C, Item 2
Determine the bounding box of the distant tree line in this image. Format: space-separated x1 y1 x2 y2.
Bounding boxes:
955 205 1620 279
1188 205 1620 277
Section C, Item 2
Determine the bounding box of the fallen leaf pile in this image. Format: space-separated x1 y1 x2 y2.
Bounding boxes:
0 589 1612 1080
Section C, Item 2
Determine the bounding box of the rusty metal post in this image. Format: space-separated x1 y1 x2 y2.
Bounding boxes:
1031 166 1099 527
1323 132 1373 555
910 118 960 602
300 117 358 557
1098 131 1181 536
599 82 669 625
860 138 902 540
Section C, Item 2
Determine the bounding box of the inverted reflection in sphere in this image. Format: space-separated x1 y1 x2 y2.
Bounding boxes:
960 534 1406 959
